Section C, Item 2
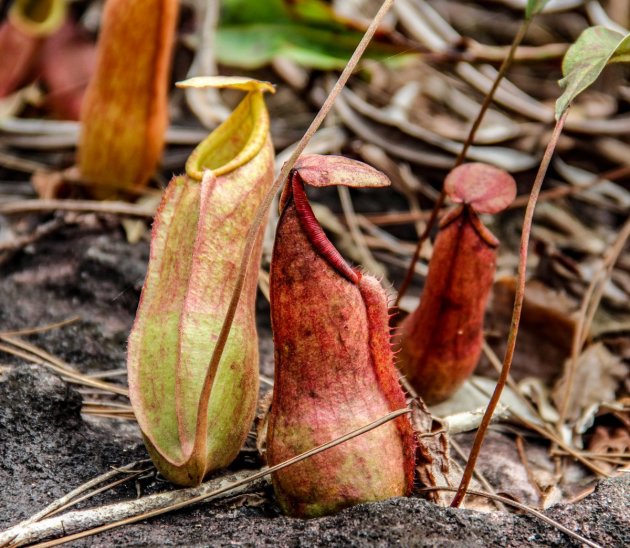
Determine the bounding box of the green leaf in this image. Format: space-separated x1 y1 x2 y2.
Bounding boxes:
525 0 551 19
556 26 630 119
217 0 411 70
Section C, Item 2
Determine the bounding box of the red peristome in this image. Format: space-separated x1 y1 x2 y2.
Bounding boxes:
445 163 517 215
291 172 360 284
397 206 498 404
268 173 414 518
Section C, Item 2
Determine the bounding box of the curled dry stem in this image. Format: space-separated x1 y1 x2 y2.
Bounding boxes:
194 0 396 446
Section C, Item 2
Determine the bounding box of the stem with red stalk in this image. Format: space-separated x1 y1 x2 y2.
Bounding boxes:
450 110 569 508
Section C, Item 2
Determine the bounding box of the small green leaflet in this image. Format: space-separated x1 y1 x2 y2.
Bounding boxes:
216 0 410 70
556 26 630 119
525 0 551 19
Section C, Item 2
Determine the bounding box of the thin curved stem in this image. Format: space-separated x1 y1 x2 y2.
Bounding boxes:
192 0 396 455
395 18 531 306
450 111 569 508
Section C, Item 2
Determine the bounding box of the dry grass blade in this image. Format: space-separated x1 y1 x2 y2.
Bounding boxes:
481 342 610 476
517 417 610 477
418 487 603 548
6 460 150 530
0 409 410 548
481 342 546 424
43 470 150 519
0 471 265 548
0 337 128 397
0 317 80 337
0 149 50 173
0 199 157 218
0 218 66 256
557 215 630 428
449 438 506 511
81 405 135 420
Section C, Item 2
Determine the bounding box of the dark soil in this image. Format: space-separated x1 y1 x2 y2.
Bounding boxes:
0 219 627 546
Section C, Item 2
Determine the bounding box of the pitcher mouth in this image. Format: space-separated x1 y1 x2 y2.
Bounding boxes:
184 84 273 181
439 204 499 248
10 0 66 36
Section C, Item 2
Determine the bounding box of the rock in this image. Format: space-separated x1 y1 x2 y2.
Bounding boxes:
0 365 143 529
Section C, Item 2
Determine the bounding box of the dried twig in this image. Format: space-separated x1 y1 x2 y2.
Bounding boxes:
0 470 265 548
0 317 80 337
0 199 157 218
0 217 67 264
449 438 506 511
0 338 128 397
8 461 150 529
556 215 630 428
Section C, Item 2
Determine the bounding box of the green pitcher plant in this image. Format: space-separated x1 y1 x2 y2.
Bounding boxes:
127 77 275 486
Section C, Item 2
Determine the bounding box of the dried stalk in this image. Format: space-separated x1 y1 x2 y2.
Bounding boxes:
556 215 630 427
450 111 569 508
0 199 157 218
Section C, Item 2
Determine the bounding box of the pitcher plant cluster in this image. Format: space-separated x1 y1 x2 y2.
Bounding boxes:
122 69 516 516
12 0 626 521
76 0 535 518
